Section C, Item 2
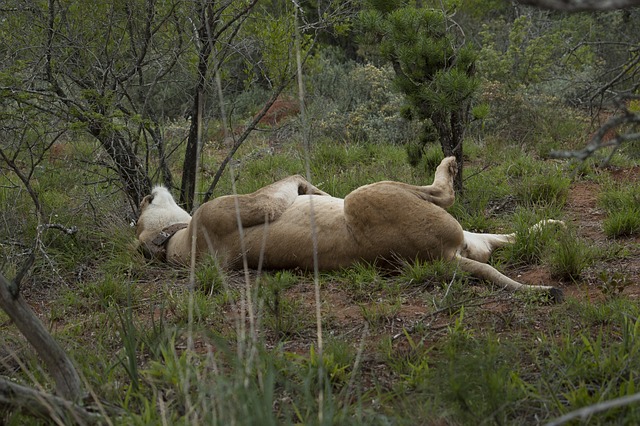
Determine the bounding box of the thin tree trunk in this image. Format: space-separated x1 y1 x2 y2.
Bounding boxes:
90 125 152 208
181 89 204 212
434 112 464 193
180 1 214 212
450 108 465 193
202 84 289 202
147 123 174 190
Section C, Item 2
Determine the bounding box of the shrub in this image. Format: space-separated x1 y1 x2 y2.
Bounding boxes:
309 59 419 145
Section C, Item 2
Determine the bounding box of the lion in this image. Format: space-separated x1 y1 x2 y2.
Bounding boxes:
136 157 564 301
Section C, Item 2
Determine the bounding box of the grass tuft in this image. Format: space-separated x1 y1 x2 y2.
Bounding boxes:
599 183 640 238
548 232 595 281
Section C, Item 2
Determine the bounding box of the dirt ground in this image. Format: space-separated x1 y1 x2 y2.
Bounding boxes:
6 164 640 401
316 165 637 318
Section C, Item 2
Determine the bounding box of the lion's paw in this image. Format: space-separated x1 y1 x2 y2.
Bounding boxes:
442 156 457 177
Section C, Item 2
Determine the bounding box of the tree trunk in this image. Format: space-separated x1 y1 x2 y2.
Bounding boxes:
434 112 464 193
450 108 465 193
180 2 215 212
90 125 152 208
180 90 204 212
147 123 174 190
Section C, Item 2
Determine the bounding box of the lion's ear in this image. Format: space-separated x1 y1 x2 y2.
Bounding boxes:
140 194 154 210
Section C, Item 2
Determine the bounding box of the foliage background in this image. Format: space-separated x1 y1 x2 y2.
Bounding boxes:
1 0 640 424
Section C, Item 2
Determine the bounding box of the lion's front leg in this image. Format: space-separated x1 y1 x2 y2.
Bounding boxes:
228 175 329 228
460 220 566 263
290 175 330 197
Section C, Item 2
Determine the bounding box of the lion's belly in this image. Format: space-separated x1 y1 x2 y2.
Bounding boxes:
242 195 360 270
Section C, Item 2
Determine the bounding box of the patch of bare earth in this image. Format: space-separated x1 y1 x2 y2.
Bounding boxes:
4 165 639 412
515 167 639 302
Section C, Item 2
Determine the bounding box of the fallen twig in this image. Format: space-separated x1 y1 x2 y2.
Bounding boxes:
546 392 640 426
0 377 104 424
37 223 79 235
0 272 83 401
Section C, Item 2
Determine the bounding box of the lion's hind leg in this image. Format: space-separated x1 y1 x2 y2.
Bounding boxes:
419 156 457 208
455 255 563 302
196 175 327 237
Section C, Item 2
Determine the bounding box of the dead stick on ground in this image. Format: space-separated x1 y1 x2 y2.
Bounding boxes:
546 392 640 426
0 377 104 424
0 272 83 401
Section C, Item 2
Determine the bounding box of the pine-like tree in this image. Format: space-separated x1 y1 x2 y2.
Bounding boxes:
359 0 478 191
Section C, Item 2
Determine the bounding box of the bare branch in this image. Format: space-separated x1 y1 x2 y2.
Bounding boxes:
37 223 79 236
514 0 640 11
550 98 640 163
8 251 35 297
201 83 290 203
0 146 44 223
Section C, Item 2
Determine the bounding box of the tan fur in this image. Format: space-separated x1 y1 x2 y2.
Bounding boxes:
136 157 563 301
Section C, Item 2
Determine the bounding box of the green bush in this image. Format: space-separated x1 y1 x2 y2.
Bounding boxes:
309 59 419 145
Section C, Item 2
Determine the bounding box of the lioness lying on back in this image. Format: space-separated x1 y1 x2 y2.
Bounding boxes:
136 157 563 301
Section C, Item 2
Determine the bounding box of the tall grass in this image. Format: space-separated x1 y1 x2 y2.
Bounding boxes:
3 52 640 425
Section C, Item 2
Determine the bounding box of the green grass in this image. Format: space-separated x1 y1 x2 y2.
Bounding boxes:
494 207 566 266
2 88 640 425
260 271 314 337
359 297 402 327
599 182 640 238
547 231 595 281
332 261 385 302
604 209 640 237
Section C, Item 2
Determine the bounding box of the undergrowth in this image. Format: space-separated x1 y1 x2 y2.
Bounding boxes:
2 96 640 425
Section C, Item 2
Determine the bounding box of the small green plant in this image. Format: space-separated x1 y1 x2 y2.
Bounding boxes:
169 290 220 325
195 255 226 295
87 275 139 308
399 259 459 287
598 270 631 299
315 339 355 386
515 170 570 208
432 329 523 424
113 305 141 391
540 316 640 422
380 331 432 390
359 298 401 327
337 262 383 302
505 153 539 179
447 307 474 344
260 271 310 337
598 183 640 212
548 233 594 281
407 143 442 174
497 209 561 265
